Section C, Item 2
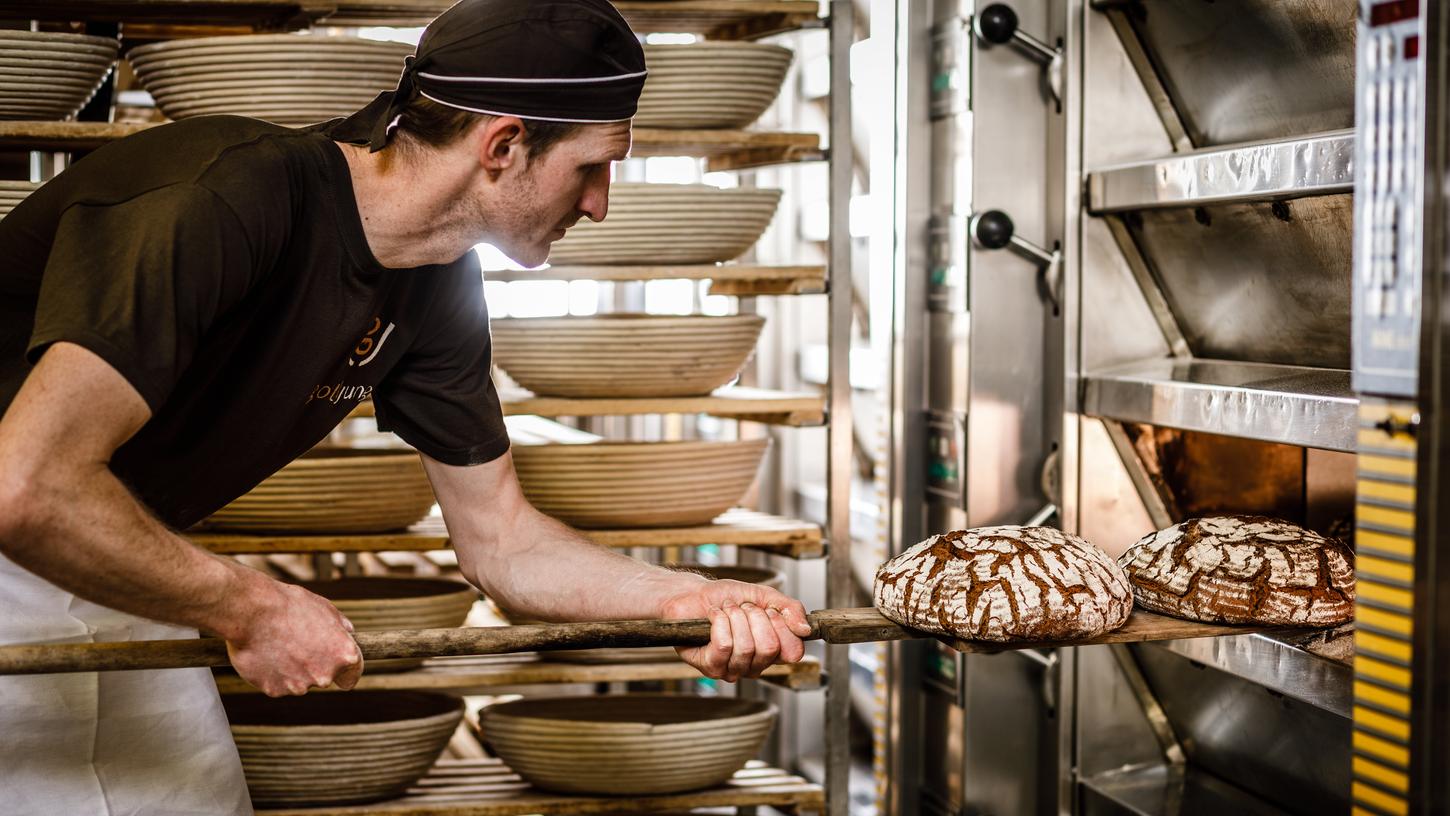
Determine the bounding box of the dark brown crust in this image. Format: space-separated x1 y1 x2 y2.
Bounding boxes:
1116 515 1355 626
873 526 1133 642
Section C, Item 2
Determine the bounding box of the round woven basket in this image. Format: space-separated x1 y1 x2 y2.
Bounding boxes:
636 43 793 129
491 313 764 398
204 448 436 534
548 184 781 266
0 31 118 121
129 34 409 126
225 691 462 807
510 439 768 529
297 577 477 671
480 694 776 795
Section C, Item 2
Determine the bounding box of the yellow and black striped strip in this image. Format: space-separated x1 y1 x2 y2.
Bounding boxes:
1353 400 1417 816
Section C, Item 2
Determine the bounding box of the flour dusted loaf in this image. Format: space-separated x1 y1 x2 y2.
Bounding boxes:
1117 515 1355 626
874 526 1133 642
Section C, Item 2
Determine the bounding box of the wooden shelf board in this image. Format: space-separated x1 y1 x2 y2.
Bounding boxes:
0 122 822 171
616 1 822 40
631 128 823 170
484 264 827 296
215 652 821 694
193 509 825 558
5 0 320 28
817 607 1324 654
500 386 826 426
258 758 823 815
11 1 819 39
0 121 156 152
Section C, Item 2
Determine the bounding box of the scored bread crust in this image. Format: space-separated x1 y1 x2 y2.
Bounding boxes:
1117 515 1355 626
873 526 1133 642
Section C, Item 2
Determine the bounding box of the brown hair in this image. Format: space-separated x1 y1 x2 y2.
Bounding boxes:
391 95 584 162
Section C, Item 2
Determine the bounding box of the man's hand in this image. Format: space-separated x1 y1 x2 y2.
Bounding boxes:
660 579 813 683
222 579 364 697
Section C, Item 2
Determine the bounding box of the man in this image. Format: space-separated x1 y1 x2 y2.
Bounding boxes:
0 1 812 812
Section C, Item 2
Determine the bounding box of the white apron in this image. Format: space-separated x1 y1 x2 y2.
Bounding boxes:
0 553 253 816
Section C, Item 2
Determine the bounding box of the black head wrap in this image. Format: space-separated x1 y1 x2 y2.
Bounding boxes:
332 0 646 152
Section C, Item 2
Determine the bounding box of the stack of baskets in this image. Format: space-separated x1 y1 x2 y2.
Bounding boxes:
481 36 799 800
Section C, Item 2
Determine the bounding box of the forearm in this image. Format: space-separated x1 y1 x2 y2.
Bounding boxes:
458 507 706 622
2 461 274 641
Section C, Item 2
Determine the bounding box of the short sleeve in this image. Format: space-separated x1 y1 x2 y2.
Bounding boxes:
26 185 258 411
372 257 510 467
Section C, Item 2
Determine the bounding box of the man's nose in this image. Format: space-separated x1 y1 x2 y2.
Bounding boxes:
578 173 610 223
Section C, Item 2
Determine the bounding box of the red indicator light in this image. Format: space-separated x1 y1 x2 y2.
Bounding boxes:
1370 0 1420 26
1406 34 1420 59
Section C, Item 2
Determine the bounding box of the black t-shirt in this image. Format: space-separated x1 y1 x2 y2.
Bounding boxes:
0 116 509 529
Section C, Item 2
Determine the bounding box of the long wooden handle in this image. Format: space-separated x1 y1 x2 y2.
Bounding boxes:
0 608 916 676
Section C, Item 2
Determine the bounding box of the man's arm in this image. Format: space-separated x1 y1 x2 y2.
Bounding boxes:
0 343 361 696
424 451 813 683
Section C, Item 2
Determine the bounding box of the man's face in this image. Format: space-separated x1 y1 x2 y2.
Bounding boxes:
484 121 632 268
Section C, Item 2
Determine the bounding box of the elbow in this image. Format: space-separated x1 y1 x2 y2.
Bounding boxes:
0 468 41 549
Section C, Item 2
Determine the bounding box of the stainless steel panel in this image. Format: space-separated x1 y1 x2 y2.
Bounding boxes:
1076 418 1158 558
1080 216 1173 372
966 0 1056 528
929 311 971 412
1087 130 1355 212
1082 358 1358 451
885 2 935 811
1075 644 1168 780
922 687 966 808
1082 3 1177 168
1141 635 1353 718
1080 765 1294 816
1124 194 1353 369
1133 645 1352 815
824 4 855 814
1102 0 1357 147
960 651 1059 816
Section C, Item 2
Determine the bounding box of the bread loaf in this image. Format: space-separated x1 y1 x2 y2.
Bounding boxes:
1116 515 1354 625
873 526 1133 642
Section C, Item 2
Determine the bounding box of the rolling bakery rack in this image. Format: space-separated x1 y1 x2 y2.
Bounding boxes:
0 1 855 814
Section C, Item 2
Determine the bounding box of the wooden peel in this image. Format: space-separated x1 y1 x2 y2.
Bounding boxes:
0 608 1303 676
0 608 917 676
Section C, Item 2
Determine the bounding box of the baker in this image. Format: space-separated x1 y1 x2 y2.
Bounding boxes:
0 1 812 812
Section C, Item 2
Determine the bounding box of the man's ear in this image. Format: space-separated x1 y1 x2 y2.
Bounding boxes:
477 116 528 174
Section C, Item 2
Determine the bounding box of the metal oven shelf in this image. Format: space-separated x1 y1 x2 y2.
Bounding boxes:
1081 764 1294 816
1081 358 1358 451
1139 633 1353 718
1086 130 1355 212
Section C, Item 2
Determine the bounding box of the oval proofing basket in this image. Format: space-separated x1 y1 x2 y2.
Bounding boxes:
490 313 765 398
510 439 768 529
128 34 410 126
204 448 436 534
481 694 777 795
224 691 462 807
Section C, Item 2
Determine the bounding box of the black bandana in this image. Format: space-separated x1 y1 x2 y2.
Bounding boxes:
333 0 646 151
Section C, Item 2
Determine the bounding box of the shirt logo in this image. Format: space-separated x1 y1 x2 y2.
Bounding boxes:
350 317 396 367
304 316 396 407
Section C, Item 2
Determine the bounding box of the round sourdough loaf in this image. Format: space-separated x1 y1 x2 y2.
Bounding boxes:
1117 515 1355 625
874 526 1133 642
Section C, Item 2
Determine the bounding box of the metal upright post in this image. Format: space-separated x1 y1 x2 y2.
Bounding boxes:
826 1 856 814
